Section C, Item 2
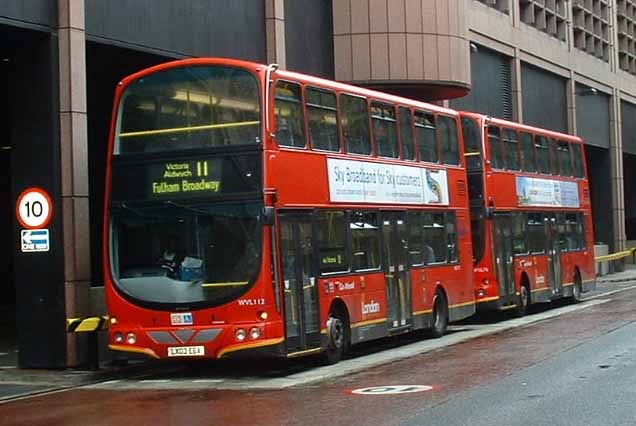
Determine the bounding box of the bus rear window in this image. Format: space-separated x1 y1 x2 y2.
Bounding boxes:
116 65 261 155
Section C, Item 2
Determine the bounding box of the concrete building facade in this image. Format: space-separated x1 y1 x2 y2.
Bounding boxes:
0 0 632 368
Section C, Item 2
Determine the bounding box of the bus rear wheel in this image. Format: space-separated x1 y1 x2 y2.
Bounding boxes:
322 311 348 365
429 292 448 338
515 284 530 317
571 273 583 303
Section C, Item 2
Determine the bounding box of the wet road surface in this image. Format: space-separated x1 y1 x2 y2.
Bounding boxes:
2 287 636 426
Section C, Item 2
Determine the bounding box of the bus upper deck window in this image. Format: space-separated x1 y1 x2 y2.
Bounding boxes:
535 136 550 174
341 94 371 155
557 140 573 177
438 116 460 165
274 81 306 148
372 102 398 158
116 65 261 154
399 107 415 161
415 111 438 163
548 138 559 175
488 126 504 169
503 129 520 171
306 87 339 152
520 132 536 172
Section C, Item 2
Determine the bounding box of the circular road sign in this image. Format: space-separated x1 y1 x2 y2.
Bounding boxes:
350 385 433 395
16 187 53 229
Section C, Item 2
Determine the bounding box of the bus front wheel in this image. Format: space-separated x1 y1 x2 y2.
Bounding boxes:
322 311 348 364
429 291 448 338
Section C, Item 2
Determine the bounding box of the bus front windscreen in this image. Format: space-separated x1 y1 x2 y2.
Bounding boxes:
115 65 261 154
110 201 263 307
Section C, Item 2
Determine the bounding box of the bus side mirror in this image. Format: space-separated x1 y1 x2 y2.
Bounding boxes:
262 206 275 226
485 206 494 219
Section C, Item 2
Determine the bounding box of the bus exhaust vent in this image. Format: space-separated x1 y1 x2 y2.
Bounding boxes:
457 180 467 196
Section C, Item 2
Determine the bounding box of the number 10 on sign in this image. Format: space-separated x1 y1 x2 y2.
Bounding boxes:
16 187 53 229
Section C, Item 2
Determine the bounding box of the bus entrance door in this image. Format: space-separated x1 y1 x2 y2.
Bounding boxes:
493 214 516 305
279 213 321 355
545 213 563 297
382 212 412 330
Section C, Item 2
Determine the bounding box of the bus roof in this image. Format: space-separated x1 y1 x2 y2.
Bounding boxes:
459 110 584 144
118 57 458 117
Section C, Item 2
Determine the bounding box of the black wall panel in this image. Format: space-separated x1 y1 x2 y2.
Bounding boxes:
10 33 67 368
85 0 266 61
621 101 636 155
451 45 512 119
576 84 610 148
521 63 567 133
586 146 613 248
285 0 334 78
0 0 53 28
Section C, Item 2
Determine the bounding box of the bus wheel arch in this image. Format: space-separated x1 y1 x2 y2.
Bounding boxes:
322 298 350 364
429 287 448 338
571 267 583 303
515 274 531 317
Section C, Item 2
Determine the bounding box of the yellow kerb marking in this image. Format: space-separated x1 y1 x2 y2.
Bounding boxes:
118 120 260 138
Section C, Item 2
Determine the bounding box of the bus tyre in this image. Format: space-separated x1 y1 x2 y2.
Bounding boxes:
322 313 347 365
429 292 448 338
515 284 529 317
571 273 583 303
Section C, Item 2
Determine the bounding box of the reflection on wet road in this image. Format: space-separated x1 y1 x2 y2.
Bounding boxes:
2 288 636 426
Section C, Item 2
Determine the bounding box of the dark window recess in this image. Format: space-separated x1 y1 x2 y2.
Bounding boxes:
350 211 381 270
306 87 339 152
316 210 349 274
470 206 486 264
341 94 371 155
372 102 399 158
488 126 504 169
275 81 306 148
415 111 438 163
399 107 415 160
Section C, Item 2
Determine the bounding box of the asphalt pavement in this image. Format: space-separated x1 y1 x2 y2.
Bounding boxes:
0 264 635 402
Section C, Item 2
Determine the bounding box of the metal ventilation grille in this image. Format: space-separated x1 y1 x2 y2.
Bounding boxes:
457 180 467 196
501 60 512 120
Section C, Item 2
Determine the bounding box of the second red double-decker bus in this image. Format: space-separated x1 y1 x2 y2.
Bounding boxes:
460 112 596 315
104 58 475 363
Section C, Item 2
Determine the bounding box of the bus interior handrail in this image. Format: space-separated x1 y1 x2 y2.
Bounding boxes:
118 120 260 138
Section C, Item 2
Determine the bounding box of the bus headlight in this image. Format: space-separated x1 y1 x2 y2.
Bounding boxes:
257 311 268 321
114 332 124 343
235 329 247 341
250 327 261 340
126 332 137 345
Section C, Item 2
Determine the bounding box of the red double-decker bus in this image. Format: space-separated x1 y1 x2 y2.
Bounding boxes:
459 112 596 315
104 57 475 363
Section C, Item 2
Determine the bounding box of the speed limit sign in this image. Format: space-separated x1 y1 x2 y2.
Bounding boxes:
16 187 53 229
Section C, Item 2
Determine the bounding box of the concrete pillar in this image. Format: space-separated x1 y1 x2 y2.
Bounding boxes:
609 88 626 251
566 71 576 135
58 0 91 367
265 0 286 67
